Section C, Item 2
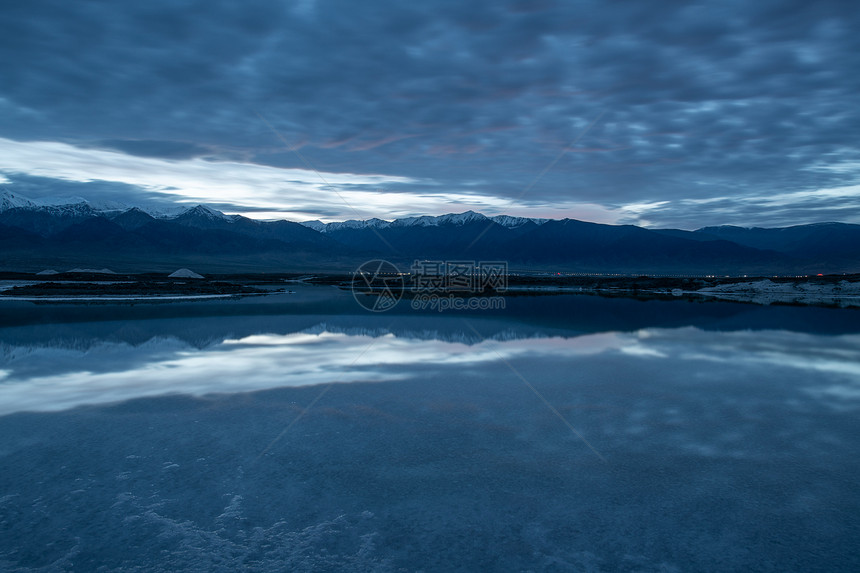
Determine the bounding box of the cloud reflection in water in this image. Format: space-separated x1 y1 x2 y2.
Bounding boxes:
1 322 859 416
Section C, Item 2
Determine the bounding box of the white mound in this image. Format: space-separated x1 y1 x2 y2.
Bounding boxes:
36 269 59 275
169 268 204 279
67 268 116 274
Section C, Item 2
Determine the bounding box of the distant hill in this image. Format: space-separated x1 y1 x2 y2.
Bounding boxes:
0 191 857 273
694 223 860 264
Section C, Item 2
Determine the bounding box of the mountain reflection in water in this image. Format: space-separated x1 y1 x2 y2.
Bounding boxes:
0 293 858 571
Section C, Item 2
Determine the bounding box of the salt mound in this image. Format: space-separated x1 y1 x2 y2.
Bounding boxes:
36 269 59 275
169 268 204 279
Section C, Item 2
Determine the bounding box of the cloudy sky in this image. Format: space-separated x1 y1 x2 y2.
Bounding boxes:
1 0 858 228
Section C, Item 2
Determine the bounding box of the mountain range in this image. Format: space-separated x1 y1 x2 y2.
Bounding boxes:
0 191 858 274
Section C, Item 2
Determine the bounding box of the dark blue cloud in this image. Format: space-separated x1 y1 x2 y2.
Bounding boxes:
0 0 858 226
0 173 171 209
95 139 212 159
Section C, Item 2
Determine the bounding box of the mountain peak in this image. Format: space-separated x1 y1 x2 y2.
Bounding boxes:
301 211 552 232
300 220 327 232
438 210 489 224
491 214 549 228
393 210 490 227
0 190 37 211
179 204 230 220
0 190 132 214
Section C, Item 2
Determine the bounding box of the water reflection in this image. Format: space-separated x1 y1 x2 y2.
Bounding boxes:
1 300 859 415
0 324 623 415
0 295 858 571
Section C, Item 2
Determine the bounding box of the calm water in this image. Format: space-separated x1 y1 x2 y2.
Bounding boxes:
1 290 858 572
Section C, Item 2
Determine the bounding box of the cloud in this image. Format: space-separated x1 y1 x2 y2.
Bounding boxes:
0 0 858 227
95 139 213 159
625 184 860 229
0 137 622 222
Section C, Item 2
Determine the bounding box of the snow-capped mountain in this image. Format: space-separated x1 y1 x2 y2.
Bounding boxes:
0 190 227 221
491 215 549 228
392 210 490 227
31 196 129 213
317 217 392 233
136 204 190 219
0 190 37 211
300 220 327 232
1 189 856 273
171 204 241 225
2 192 548 232
300 210 548 232
0 191 131 214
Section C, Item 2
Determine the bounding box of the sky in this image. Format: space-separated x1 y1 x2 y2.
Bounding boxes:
0 0 858 229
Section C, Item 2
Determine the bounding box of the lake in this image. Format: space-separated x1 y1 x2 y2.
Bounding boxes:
1 289 858 572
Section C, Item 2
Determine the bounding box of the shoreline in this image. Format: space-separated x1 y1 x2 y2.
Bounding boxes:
1 271 859 309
